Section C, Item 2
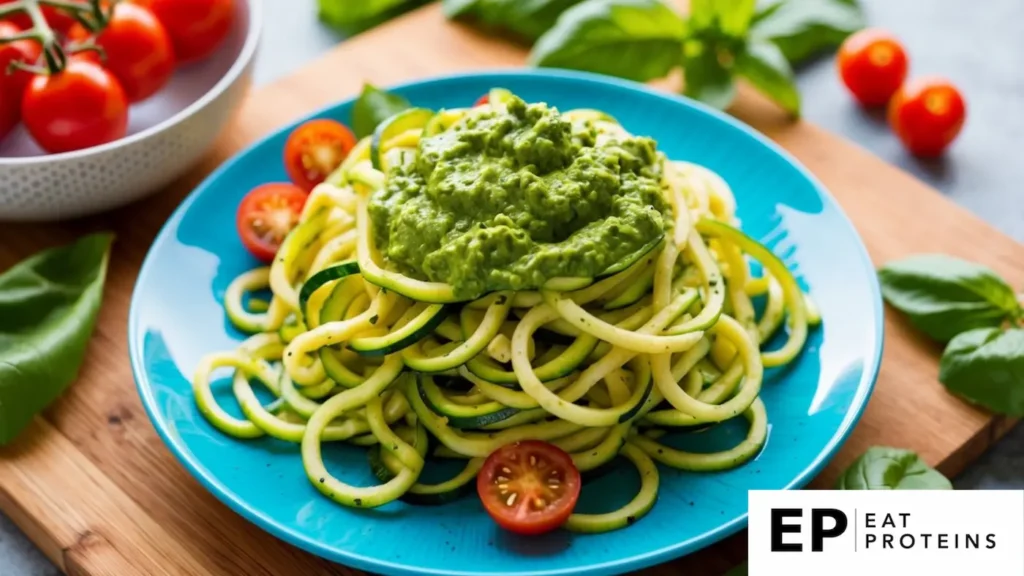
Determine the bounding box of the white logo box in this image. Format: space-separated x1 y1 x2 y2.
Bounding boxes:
748 490 1024 575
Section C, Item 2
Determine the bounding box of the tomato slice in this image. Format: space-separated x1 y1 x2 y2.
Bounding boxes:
473 94 489 107
284 119 357 192
477 440 582 535
236 183 308 262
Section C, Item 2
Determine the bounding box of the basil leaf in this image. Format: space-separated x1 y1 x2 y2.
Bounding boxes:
529 0 686 83
689 0 758 37
318 0 428 35
682 37 737 110
735 39 801 115
939 327 1024 416
442 0 586 41
0 233 113 445
351 83 412 139
836 447 952 490
751 0 865 66
878 255 1021 342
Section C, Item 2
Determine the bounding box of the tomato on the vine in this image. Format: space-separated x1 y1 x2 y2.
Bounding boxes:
0 20 41 137
888 77 966 157
132 0 233 64
236 183 308 263
21 57 128 153
1 2 77 36
477 440 582 536
68 2 175 102
283 119 357 192
837 28 908 107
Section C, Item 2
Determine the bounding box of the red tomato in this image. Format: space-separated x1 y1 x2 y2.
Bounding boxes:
0 79 16 139
21 58 128 153
0 20 42 95
476 440 582 536
1 2 77 35
283 119 357 192
236 183 308 262
888 77 966 157
837 29 908 107
132 0 233 64
68 3 175 102
474 94 489 107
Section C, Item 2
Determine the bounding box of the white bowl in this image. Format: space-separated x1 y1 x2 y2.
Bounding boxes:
0 0 262 222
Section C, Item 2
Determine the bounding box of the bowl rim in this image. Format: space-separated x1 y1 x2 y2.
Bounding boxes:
129 68 886 576
0 0 262 166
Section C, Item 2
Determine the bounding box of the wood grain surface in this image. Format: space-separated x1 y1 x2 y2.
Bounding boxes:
1 5 1021 576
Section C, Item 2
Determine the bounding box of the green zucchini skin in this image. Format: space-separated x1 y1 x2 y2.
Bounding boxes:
349 304 450 357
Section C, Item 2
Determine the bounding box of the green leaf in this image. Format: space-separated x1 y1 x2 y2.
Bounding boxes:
836 447 952 490
0 233 113 445
682 38 737 110
351 83 412 139
735 39 801 115
877 255 1020 342
318 0 429 35
939 327 1024 416
442 0 587 41
688 0 757 37
529 0 686 83
751 0 866 65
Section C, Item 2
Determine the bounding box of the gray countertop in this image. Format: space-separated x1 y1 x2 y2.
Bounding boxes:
2 0 1022 573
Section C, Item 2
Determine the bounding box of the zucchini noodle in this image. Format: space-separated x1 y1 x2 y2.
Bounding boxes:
194 95 820 533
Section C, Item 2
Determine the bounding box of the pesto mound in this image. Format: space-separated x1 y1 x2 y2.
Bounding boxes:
368 95 670 299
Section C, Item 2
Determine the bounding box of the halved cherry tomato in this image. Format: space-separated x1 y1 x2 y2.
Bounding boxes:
837 28 908 106
473 94 489 107
888 77 966 157
477 440 581 536
283 119 357 192
132 0 233 64
68 2 176 102
236 183 308 262
21 57 128 153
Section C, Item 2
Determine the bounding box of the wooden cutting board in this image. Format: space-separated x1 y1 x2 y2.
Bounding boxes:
1 5 1021 576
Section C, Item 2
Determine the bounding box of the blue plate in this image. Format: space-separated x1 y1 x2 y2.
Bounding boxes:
129 70 883 576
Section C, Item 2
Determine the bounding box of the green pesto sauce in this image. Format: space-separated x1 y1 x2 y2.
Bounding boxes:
368 95 670 299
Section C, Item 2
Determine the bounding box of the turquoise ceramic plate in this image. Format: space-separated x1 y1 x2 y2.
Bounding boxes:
129 70 883 576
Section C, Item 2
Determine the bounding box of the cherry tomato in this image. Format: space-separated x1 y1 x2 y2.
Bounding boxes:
0 79 16 139
132 0 233 64
474 94 489 107
0 20 42 95
1 2 77 35
236 183 308 262
283 119 357 192
888 77 966 157
837 28 908 107
68 3 175 102
21 57 128 153
476 440 582 536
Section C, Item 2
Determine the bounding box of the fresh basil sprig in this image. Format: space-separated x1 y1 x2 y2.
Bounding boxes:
879 254 1024 417
318 0 432 35
443 0 586 41
751 0 866 66
836 446 952 490
351 83 412 138
529 0 686 83
878 254 1021 343
0 233 113 445
526 0 863 115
